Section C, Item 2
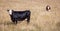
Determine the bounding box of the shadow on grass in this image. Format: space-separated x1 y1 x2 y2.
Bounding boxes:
4 22 14 25
4 21 18 26
3 21 27 25
0 21 17 25
0 21 29 26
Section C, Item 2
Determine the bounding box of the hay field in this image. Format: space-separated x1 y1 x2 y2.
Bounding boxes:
0 0 60 31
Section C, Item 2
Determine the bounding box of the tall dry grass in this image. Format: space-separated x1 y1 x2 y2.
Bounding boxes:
0 0 60 31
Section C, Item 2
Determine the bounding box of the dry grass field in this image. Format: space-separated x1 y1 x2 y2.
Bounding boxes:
0 0 60 31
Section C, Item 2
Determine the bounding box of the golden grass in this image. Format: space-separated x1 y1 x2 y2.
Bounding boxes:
0 0 60 31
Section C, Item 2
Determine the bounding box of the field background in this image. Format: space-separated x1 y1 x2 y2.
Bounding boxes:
0 0 60 31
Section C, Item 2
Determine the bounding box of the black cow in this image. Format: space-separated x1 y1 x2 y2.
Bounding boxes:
7 9 31 24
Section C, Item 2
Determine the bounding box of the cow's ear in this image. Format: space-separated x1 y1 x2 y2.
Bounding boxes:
7 10 9 12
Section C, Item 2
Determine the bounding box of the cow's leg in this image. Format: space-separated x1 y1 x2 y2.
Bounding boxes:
12 19 15 24
12 18 17 24
15 20 17 24
12 20 16 24
27 15 30 23
15 18 17 24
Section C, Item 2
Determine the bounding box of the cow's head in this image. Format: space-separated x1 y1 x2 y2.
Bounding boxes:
7 9 13 15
